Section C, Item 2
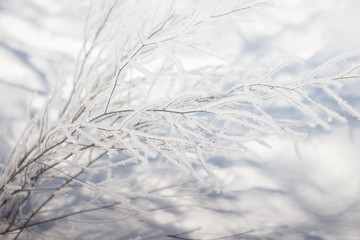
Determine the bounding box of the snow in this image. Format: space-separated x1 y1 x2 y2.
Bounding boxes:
1 0 360 239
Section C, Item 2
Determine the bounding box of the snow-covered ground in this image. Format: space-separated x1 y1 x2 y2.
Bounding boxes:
1 1 360 239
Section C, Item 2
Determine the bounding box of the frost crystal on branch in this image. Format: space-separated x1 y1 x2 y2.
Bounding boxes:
1 0 360 239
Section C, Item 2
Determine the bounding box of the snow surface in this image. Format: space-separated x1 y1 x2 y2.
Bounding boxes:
1 0 360 239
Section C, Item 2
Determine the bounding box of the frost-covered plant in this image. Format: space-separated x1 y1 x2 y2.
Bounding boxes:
1 0 360 239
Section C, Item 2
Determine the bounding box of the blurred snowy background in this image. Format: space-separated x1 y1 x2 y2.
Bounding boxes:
1 0 360 239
